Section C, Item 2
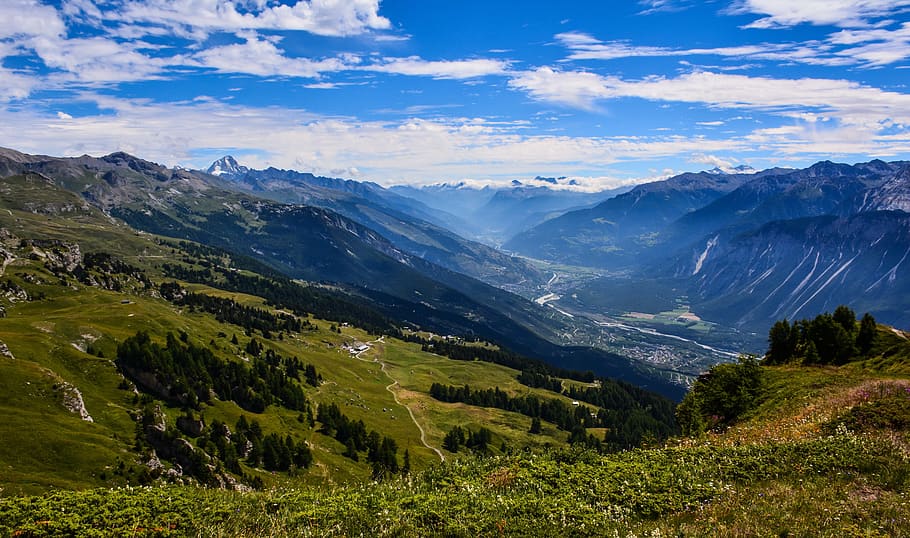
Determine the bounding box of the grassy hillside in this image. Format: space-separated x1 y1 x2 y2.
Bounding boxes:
0 173 675 498
2 353 909 536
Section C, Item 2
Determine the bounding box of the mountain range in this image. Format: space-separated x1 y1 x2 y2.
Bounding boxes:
390 180 627 244
3 146 908 377
505 159 910 337
0 147 676 397
204 156 543 289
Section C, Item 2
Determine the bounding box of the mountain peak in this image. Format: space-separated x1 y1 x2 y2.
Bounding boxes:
207 155 249 177
705 164 756 175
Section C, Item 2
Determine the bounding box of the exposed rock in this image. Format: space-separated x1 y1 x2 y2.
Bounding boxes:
22 239 83 272
57 382 93 422
219 472 252 492
145 450 164 473
121 364 174 402
1 280 28 303
0 228 18 246
0 246 14 274
238 439 253 458
166 464 183 477
0 340 14 359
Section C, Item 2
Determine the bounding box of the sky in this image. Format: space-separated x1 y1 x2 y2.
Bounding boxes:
1 0 910 190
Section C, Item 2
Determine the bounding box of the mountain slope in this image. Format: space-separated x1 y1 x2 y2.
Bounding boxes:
671 211 910 331
0 170 680 496
664 160 905 248
202 159 540 288
504 170 761 268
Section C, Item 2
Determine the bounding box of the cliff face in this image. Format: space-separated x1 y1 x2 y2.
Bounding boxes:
674 211 910 329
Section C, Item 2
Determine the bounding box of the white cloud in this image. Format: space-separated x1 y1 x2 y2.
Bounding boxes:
365 57 510 79
511 68 910 128
732 0 910 29
303 82 344 89
61 0 104 23
827 22 910 66
2 94 907 187
509 67 617 110
555 32 770 61
0 68 36 101
637 0 696 15
555 30 909 68
688 153 740 171
114 0 390 37
30 35 170 83
192 33 356 77
0 95 752 186
0 0 66 40
190 40 509 80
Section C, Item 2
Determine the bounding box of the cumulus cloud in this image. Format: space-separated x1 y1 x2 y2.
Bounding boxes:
0 0 66 40
192 33 356 77
2 92 907 187
508 67 617 110
0 68 36 101
31 35 171 84
688 153 747 172
731 0 910 29
827 22 910 66
114 0 391 37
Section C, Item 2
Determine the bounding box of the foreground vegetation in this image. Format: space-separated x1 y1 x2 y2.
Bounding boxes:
4 337 910 536
2 429 907 536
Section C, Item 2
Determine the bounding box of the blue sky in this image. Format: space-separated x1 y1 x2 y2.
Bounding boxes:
1 0 910 189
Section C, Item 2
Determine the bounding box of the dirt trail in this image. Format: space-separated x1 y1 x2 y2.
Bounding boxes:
355 337 445 462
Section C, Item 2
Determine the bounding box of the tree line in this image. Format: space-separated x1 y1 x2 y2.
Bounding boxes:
162 260 395 335
442 425 493 453
117 331 317 413
765 305 878 365
160 281 310 336
316 402 403 479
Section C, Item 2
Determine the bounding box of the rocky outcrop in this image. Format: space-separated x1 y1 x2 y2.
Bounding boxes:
57 382 93 422
23 239 83 273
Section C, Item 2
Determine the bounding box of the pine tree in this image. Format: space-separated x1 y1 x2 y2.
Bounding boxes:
856 313 878 355
344 438 359 461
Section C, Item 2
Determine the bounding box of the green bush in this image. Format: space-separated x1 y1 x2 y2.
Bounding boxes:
677 355 765 434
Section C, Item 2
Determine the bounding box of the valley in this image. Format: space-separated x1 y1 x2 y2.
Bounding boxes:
1 148 909 535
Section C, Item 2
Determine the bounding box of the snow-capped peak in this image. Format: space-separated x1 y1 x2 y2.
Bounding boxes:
206 156 249 177
705 164 756 175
